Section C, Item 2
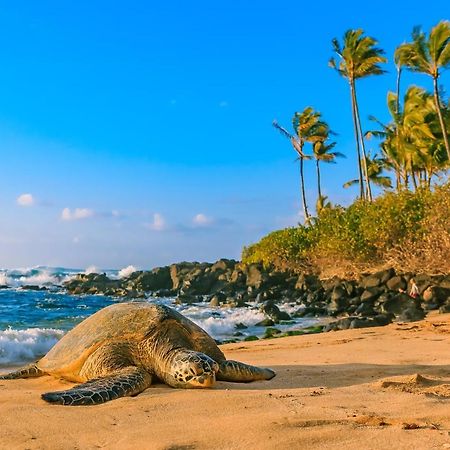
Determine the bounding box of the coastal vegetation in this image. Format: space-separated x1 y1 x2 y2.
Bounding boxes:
247 20 450 276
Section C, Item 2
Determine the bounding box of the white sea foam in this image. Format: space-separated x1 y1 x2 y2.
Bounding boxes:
84 265 98 275
0 266 77 287
0 328 64 366
118 265 137 279
0 272 13 286
178 305 266 340
18 271 59 286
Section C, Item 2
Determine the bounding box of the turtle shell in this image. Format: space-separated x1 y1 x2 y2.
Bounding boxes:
38 302 224 376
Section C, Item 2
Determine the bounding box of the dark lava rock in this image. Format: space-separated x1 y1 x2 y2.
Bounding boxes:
360 287 383 302
324 317 353 331
130 267 172 292
373 268 396 284
294 306 328 318
295 273 321 291
355 301 377 316
360 275 381 289
264 327 282 338
439 302 450 313
381 293 414 315
422 286 450 307
255 318 275 327
398 306 425 322
209 292 227 307
20 285 48 291
386 276 406 292
261 300 291 322
175 294 200 304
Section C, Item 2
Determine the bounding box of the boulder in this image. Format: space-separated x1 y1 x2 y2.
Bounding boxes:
360 287 383 303
439 302 450 313
245 264 266 289
211 259 236 273
381 293 415 315
131 267 172 291
209 292 226 307
327 284 349 314
175 293 199 304
373 268 395 284
295 274 321 291
422 286 450 307
386 276 406 292
360 275 381 289
255 318 275 327
261 300 291 322
293 306 327 318
398 305 425 322
438 277 450 290
355 301 377 317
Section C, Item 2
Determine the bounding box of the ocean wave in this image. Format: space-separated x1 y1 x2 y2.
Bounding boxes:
0 328 64 366
179 305 266 340
0 267 79 288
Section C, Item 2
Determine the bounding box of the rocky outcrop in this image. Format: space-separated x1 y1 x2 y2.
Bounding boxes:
63 261 450 334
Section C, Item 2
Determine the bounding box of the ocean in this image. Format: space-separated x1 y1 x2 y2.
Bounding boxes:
0 266 319 368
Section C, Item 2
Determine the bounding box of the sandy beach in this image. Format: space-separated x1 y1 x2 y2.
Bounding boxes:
1 312 449 450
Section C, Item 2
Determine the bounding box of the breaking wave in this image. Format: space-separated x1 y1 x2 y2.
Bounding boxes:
0 328 64 367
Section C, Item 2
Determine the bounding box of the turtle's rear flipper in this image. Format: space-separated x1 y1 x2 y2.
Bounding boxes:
0 364 44 379
41 367 152 406
217 360 276 382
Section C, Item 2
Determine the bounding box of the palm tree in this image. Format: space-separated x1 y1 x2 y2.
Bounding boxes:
344 153 392 190
330 29 387 201
367 86 445 189
394 45 411 114
312 139 345 201
396 21 450 160
316 194 332 214
273 107 329 223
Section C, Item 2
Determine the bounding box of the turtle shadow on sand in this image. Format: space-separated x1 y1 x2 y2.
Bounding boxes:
0 303 276 406
232 363 450 394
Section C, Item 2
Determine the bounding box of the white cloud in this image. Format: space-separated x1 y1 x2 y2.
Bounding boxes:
61 207 95 221
17 193 34 207
192 213 213 227
149 213 166 231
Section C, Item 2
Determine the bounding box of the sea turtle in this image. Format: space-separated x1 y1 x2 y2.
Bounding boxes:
0 302 275 405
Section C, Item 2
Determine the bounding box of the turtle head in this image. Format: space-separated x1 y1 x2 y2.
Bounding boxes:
166 350 219 388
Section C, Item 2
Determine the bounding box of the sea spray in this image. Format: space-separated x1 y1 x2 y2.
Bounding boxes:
0 328 64 366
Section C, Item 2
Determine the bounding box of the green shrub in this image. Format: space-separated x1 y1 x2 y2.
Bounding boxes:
242 184 450 275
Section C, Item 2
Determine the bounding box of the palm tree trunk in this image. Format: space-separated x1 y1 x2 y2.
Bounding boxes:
352 81 373 201
299 157 310 224
316 159 322 200
395 66 402 115
433 76 450 161
411 171 418 191
349 82 365 200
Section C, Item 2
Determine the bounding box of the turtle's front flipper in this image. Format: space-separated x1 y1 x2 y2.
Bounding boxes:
217 360 276 382
41 366 152 406
0 364 44 379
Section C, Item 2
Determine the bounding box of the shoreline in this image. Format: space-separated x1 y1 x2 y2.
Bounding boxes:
1 312 449 449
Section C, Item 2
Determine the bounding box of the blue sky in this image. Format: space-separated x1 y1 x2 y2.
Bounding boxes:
0 1 448 269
